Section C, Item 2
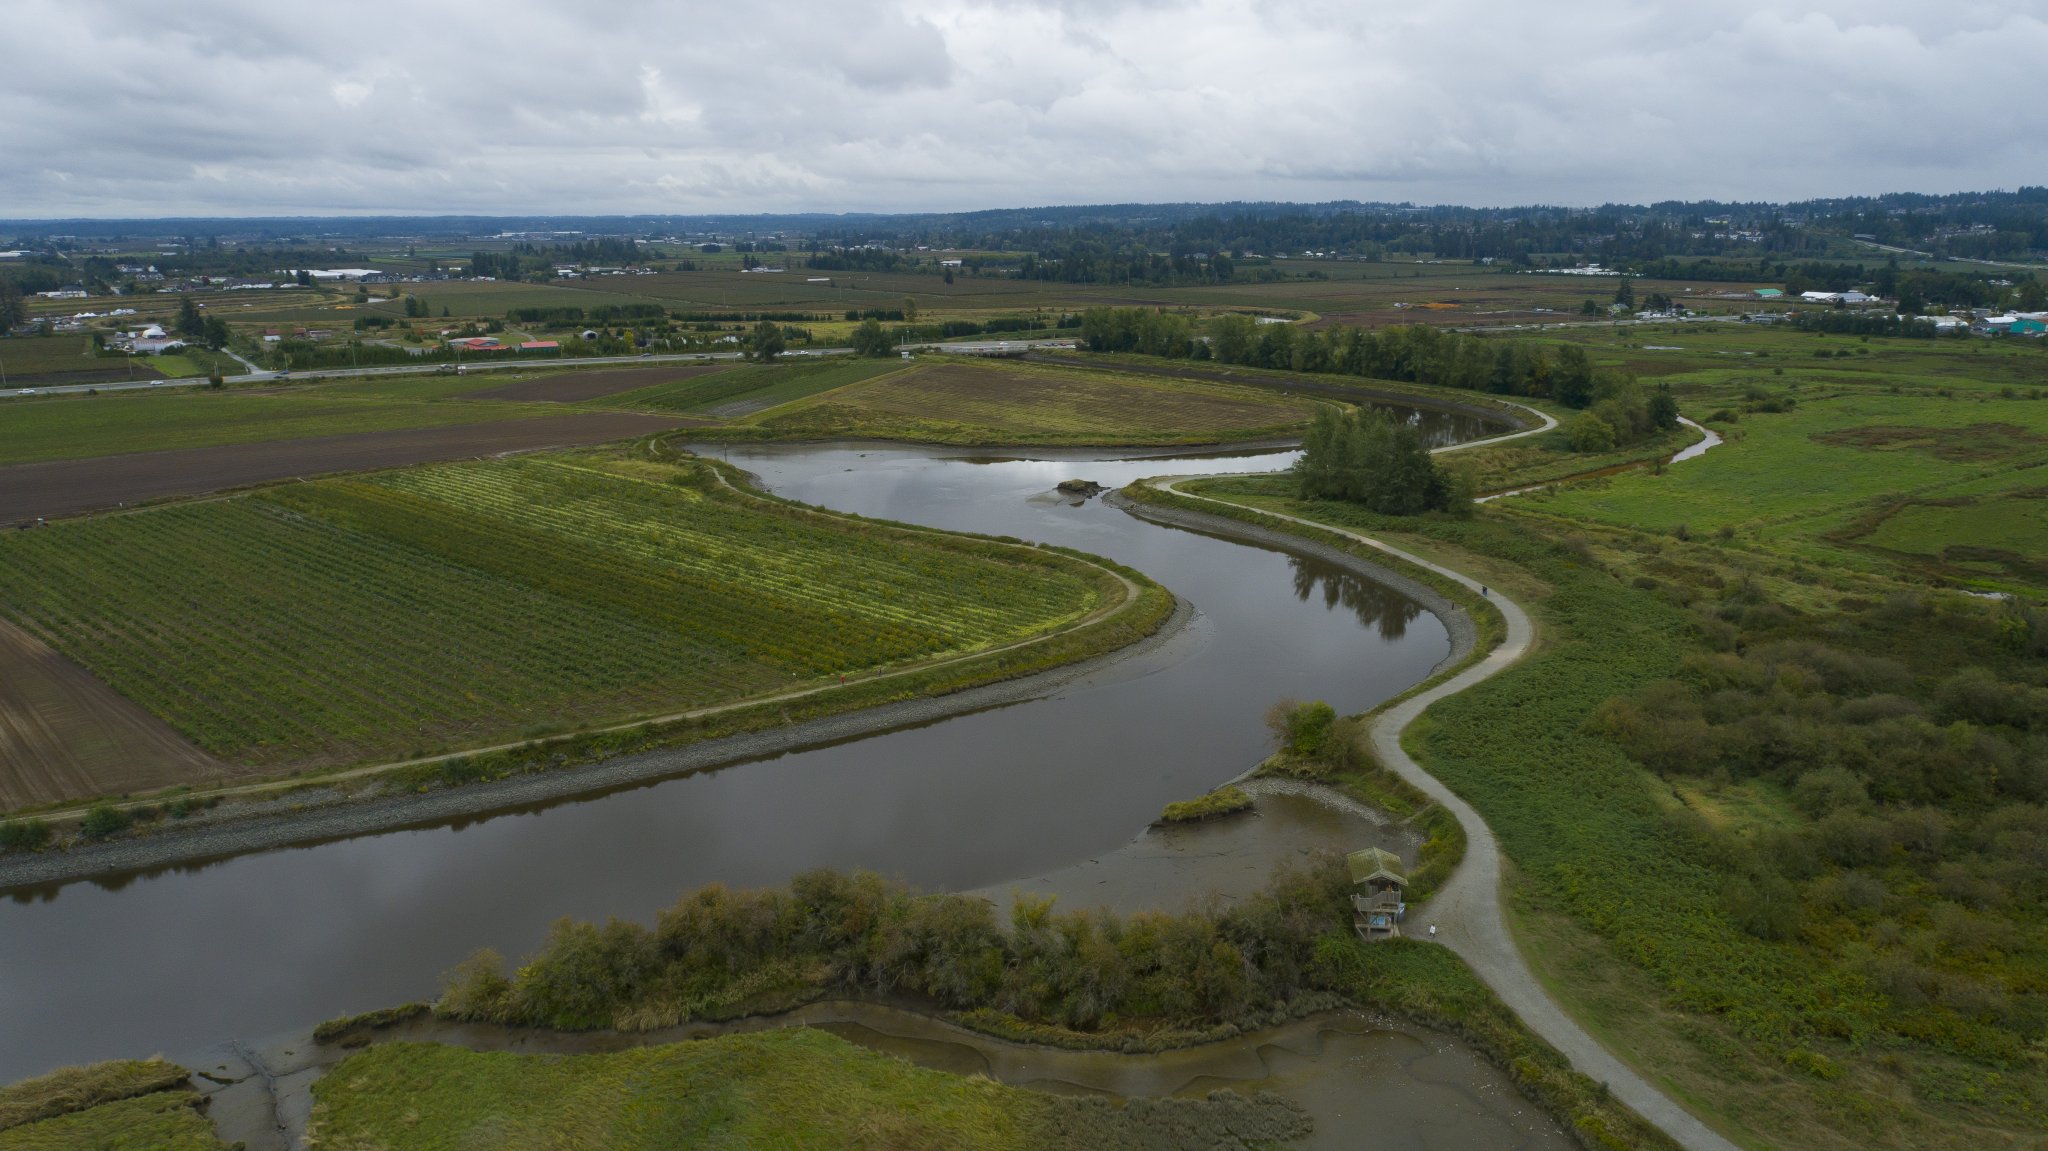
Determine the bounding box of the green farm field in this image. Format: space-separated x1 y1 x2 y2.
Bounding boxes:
750 357 1322 445
307 1032 1304 1151
590 358 907 416
0 451 1111 769
1539 321 2048 394
0 335 167 384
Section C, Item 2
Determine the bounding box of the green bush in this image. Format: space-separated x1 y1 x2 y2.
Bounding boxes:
0 818 52 853
79 804 132 840
1266 699 1338 758
1159 786 1254 823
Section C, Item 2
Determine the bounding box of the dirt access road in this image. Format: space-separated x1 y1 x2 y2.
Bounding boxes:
0 412 689 524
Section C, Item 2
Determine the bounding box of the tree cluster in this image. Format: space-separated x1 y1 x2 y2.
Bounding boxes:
1293 408 1469 514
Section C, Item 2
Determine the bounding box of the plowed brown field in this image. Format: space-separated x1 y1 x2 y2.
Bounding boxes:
0 412 689 523
0 618 224 810
461 365 728 403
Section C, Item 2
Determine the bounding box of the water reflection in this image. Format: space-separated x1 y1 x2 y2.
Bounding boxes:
1290 555 1424 641
0 441 1455 1082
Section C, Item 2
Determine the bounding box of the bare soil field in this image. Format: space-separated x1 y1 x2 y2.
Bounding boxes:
8 365 170 387
0 412 688 523
460 365 728 403
756 360 1317 444
0 617 224 811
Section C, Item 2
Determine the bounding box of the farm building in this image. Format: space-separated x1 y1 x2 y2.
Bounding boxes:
1752 288 1784 300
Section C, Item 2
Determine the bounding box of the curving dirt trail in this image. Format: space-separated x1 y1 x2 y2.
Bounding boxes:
1145 399 1742 1151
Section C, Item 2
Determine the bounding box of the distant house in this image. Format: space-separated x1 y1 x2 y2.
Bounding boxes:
1802 290 1874 305
1753 288 1784 300
518 340 560 351
2010 319 2046 336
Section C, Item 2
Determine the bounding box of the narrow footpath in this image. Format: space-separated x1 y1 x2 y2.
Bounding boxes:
1147 402 1743 1151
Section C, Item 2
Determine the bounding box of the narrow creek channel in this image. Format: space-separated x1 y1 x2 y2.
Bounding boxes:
1 409 1577 1147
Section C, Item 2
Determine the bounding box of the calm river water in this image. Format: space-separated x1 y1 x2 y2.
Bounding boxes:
1 408 1572 1147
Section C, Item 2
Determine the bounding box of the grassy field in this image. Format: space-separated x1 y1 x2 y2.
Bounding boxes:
0 1060 220 1151
1180 322 2048 1151
0 1092 223 1151
591 358 907 416
748 358 1322 445
307 1032 1308 1151
1521 368 2048 591
0 388 556 465
0 451 1110 769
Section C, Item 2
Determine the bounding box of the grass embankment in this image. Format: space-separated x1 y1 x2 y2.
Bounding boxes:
1183 406 2048 1150
0 447 1123 774
0 1059 221 1151
0 387 553 465
1158 785 1252 823
306 1032 1309 1151
711 358 1323 446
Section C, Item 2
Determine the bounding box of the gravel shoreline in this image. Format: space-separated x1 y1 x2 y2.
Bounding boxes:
0 598 1197 892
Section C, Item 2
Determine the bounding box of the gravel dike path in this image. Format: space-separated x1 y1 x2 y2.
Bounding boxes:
1145 397 1743 1151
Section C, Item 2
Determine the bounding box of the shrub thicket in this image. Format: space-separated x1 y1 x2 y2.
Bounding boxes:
442 862 1353 1036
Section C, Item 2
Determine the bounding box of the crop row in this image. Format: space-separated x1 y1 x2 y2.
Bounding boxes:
0 455 1103 767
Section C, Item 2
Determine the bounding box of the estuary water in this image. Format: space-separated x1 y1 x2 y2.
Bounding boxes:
0 408 1574 1148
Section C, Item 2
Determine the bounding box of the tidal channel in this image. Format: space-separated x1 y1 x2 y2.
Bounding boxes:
0 407 1574 1146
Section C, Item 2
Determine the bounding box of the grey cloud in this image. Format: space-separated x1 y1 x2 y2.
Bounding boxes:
0 0 2042 217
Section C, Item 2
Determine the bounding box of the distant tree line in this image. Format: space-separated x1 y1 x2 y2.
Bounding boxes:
805 249 907 272
1079 308 1678 454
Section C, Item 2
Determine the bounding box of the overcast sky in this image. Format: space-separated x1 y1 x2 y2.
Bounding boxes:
4 1 2044 219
